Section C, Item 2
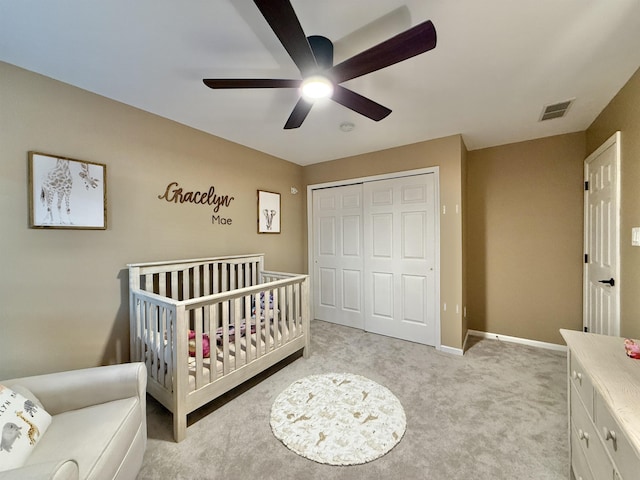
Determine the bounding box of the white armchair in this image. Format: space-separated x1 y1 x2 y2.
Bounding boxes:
0 363 147 480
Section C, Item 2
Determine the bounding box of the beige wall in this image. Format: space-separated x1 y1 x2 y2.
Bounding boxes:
303 135 466 350
5 58 637 379
466 133 586 345
586 66 640 339
0 62 306 379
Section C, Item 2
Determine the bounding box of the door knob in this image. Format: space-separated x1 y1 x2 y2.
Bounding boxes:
598 278 615 286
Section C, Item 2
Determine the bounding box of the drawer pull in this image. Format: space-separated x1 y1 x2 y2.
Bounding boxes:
578 428 590 444
571 370 583 382
603 427 617 445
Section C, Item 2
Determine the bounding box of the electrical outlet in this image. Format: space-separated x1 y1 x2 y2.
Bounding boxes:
633 227 640 246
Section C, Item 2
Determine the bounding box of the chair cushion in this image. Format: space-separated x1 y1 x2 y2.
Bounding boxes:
26 397 141 480
0 384 52 472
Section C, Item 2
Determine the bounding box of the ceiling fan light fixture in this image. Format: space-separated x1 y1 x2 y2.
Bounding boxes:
300 75 334 101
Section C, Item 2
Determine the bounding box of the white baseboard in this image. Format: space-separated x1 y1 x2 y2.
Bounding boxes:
437 344 464 356
467 329 567 353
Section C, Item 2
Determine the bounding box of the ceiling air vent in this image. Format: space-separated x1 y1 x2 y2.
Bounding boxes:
539 99 573 121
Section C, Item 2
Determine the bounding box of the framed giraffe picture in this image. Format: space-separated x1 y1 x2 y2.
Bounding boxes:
257 190 280 233
28 151 107 229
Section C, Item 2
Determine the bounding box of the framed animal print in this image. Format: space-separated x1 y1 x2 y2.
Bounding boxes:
28 151 107 229
257 190 280 233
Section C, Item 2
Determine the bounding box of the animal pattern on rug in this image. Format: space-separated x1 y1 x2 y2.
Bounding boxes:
270 372 406 465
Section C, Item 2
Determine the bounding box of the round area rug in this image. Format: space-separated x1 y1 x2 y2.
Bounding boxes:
270 373 406 465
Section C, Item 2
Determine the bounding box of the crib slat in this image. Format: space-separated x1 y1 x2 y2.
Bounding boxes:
144 301 154 381
154 307 165 385
203 263 211 296
275 288 282 347
222 300 230 375
193 265 204 383
194 304 204 389
222 264 228 294
295 282 301 337
243 294 251 360
192 266 196 296
182 267 190 301
154 304 162 382
158 273 166 297
237 264 244 289
291 284 296 338
165 307 174 391
166 307 174 389
233 297 242 370
263 289 271 353
207 303 217 382
133 297 143 362
280 285 287 342
255 292 263 359
212 262 219 294
286 284 293 341
153 305 161 384
171 271 179 300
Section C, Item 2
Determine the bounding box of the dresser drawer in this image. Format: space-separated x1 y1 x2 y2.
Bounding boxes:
595 392 640 480
570 352 594 417
571 423 595 480
571 384 613 480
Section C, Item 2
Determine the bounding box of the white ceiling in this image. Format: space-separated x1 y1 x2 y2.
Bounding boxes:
2 0 640 166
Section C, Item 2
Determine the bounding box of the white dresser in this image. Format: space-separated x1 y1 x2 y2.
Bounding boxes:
560 329 640 480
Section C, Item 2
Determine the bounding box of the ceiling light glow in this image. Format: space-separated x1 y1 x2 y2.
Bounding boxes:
301 76 334 100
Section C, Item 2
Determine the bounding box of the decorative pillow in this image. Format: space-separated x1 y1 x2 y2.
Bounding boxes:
0 384 52 472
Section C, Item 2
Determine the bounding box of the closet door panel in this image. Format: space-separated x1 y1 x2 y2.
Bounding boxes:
313 185 364 329
364 174 437 345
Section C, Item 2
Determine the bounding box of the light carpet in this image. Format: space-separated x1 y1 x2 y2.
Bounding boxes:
270 373 406 465
138 320 568 479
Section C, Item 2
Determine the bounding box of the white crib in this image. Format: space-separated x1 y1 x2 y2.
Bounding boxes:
128 254 310 442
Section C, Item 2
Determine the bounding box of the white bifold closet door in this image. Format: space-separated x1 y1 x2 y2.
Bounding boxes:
312 173 437 346
363 174 437 345
313 184 365 330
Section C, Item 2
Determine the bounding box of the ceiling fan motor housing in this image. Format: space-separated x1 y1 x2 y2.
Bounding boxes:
307 35 334 71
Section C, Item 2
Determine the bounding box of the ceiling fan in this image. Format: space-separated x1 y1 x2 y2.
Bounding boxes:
203 0 437 129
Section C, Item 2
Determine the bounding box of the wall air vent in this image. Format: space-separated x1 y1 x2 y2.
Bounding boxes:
539 99 574 121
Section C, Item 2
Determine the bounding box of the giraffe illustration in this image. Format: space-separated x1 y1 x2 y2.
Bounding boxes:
15 411 40 446
40 159 99 224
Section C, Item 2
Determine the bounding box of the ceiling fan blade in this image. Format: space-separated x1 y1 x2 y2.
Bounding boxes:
254 0 317 77
203 79 301 89
331 85 391 121
284 97 313 129
328 20 436 84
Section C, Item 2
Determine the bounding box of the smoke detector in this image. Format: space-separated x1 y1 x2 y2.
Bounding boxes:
539 99 574 121
339 121 355 132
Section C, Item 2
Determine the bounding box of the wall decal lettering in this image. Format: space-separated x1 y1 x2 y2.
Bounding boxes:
158 182 235 225
212 215 232 225
158 182 235 213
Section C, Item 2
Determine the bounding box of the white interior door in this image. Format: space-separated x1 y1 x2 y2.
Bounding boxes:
363 174 437 345
312 184 364 329
584 132 620 336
